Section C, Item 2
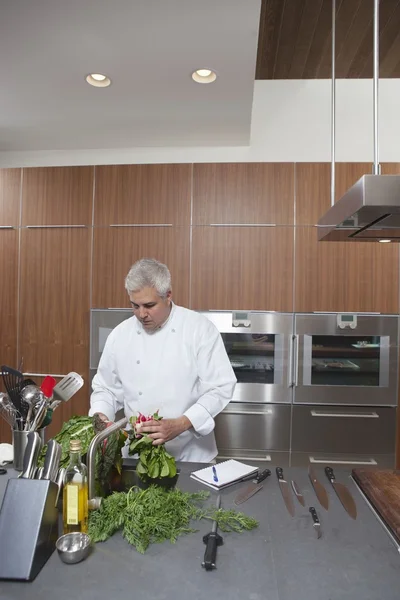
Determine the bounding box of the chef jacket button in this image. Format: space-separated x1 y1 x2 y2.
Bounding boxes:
139 391 142 395
137 360 140 364
137 331 141 335
172 328 175 333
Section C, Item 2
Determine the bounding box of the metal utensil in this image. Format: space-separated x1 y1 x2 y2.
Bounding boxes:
20 385 42 430
42 439 62 481
234 468 271 505
0 393 17 427
202 494 223 570
53 372 84 403
309 506 322 538
276 467 295 517
29 395 47 432
20 432 42 479
1 365 24 416
291 480 305 506
325 466 357 520
308 465 329 511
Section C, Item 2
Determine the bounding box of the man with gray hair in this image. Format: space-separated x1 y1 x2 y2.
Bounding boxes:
89 258 236 462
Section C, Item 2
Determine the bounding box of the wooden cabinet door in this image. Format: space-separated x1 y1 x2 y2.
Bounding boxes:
94 164 191 226
296 162 371 225
0 229 19 443
0 169 21 227
295 227 399 312
92 226 190 308
22 167 93 226
191 226 294 311
19 228 91 425
193 163 294 225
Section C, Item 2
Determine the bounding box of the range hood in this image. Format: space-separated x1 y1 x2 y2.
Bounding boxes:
318 0 400 243
318 174 400 242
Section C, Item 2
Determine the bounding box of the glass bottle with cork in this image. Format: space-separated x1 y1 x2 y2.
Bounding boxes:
63 438 88 534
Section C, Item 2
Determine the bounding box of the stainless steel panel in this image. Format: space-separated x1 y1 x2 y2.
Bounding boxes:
201 312 293 404
90 309 132 369
294 314 398 405
291 405 396 455
215 403 291 452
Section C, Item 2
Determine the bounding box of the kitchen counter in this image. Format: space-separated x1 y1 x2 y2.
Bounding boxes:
0 463 400 600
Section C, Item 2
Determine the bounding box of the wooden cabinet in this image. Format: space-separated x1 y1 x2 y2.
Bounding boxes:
191 226 294 311
193 163 294 225
19 227 90 381
92 226 190 308
22 167 93 226
94 164 191 226
295 227 399 312
295 162 371 225
0 169 21 227
0 229 19 443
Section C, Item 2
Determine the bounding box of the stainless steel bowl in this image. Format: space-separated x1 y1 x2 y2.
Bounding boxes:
56 532 91 564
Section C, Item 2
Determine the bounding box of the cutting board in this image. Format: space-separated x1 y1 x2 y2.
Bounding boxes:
352 469 400 540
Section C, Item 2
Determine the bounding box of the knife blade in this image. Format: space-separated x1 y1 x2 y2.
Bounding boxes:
276 467 295 517
309 506 322 538
234 468 271 505
291 480 305 506
308 464 329 511
325 466 357 520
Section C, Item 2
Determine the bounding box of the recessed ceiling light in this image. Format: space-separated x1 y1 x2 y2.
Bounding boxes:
378 239 391 243
191 68 217 84
85 73 111 88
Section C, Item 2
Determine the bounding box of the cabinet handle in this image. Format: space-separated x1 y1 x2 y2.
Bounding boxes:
109 223 173 227
218 454 272 462
25 225 87 229
309 456 378 466
310 410 379 419
0 225 14 229
222 409 273 416
23 372 68 378
293 335 299 386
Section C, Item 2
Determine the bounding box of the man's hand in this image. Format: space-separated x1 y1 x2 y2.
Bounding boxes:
136 415 192 445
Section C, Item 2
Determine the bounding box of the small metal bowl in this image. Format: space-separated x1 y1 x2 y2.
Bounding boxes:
56 532 91 564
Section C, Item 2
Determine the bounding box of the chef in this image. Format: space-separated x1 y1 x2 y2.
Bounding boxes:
89 258 236 462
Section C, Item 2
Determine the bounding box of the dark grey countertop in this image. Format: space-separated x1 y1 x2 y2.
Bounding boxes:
0 463 400 600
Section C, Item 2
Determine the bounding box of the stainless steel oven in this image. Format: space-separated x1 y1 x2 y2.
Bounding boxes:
200 311 294 404
293 313 399 406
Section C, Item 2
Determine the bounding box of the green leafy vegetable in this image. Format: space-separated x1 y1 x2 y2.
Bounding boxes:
128 411 177 481
88 485 258 554
38 415 95 467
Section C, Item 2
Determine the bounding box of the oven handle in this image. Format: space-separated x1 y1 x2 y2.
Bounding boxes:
222 409 273 416
310 410 379 419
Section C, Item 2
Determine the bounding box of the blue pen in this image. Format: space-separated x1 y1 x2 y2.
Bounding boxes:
212 465 219 483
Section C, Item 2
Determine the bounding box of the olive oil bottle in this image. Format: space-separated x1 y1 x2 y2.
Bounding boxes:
63 439 88 534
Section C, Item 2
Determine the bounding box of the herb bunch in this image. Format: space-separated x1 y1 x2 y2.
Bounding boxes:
88 485 258 554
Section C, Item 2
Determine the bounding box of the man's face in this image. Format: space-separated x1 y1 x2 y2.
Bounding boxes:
129 287 172 332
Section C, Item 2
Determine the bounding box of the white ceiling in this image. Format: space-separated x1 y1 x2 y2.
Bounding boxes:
0 0 261 151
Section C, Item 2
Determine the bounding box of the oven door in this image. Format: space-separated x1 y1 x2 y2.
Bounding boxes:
201 311 293 404
294 314 398 406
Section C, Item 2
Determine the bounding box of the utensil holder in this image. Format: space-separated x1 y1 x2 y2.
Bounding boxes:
0 478 59 581
12 428 45 471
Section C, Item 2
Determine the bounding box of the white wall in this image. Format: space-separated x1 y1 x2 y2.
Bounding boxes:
1 79 399 167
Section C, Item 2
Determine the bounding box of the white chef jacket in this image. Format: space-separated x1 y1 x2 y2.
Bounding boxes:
89 304 236 462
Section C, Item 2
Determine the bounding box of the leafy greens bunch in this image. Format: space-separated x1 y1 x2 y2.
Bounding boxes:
88 485 258 554
128 411 177 481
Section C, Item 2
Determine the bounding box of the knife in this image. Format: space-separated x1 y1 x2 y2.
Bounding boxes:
309 506 322 538
202 494 223 570
276 467 295 517
291 480 305 506
325 466 357 520
234 469 271 505
308 464 329 511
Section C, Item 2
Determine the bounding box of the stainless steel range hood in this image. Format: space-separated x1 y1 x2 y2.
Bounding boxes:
318 175 400 242
318 0 400 243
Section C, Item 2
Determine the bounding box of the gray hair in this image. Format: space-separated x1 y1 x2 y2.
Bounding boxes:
124 258 172 297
